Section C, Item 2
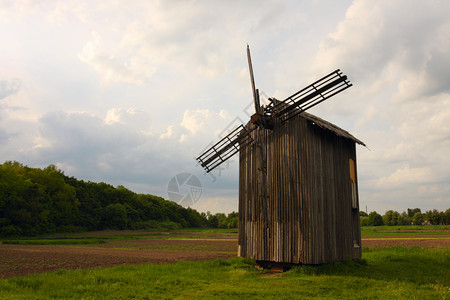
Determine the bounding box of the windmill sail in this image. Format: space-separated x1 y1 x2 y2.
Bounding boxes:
196 47 352 174
266 69 351 122
196 125 255 173
247 45 262 115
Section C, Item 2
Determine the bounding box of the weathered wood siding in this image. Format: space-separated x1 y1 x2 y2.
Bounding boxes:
238 114 361 264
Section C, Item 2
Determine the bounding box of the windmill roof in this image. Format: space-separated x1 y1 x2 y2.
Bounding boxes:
300 112 366 146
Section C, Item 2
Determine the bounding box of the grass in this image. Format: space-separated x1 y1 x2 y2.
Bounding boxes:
1 238 106 245
0 228 240 245
361 225 450 236
0 246 448 299
4 225 446 246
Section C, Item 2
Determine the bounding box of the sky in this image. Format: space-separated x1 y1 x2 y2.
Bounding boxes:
1 0 449 215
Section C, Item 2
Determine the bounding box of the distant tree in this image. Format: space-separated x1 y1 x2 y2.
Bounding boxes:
0 161 211 236
360 217 369 226
397 212 410 225
217 213 228 229
412 212 424 225
407 208 421 218
443 209 450 225
359 211 368 217
200 212 208 226
183 207 204 228
208 214 219 228
383 210 400 226
367 211 384 226
104 203 128 229
424 209 441 225
227 212 239 229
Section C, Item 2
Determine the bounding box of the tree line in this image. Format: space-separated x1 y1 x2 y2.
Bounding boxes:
0 161 238 237
1 161 447 236
360 208 450 226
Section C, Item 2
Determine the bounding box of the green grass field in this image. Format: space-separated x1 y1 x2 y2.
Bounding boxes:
0 228 240 246
0 226 448 299
361 225 450 236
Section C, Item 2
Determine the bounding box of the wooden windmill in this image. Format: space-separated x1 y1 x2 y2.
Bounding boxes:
197 46 365 265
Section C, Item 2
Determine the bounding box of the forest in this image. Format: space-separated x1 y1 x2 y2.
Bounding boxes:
1 161 448 237
0 161 237 237
360 208 450 226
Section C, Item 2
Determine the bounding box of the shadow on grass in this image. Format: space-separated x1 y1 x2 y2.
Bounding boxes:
285 246 449 286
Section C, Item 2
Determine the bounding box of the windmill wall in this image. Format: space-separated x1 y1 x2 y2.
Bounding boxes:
238 113 362 264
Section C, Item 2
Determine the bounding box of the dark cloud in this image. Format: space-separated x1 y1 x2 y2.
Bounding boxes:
34 110 194 190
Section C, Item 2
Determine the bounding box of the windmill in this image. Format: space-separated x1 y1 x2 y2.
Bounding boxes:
197 46 364 265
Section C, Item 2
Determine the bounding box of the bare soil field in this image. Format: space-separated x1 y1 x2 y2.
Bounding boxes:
1 230 448 278
362 235 450 248
0 240 236 278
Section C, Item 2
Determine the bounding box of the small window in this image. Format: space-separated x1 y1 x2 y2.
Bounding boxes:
349 158 356 183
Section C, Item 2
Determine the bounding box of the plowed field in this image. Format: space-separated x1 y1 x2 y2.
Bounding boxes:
1 230 448 278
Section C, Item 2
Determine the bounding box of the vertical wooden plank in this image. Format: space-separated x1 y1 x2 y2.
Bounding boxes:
238 111 362 264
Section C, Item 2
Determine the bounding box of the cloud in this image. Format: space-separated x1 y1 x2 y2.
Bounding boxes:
181 109 224 134
34 110 151 179
73 0 295 86
309 0 450 213
104 107 152 134
27 106 236 196
160 125 176 140
0 129 11 144
312 1 450 101
2 1 450 215
0 79 21 100
78 32 156 85
377 166 433 188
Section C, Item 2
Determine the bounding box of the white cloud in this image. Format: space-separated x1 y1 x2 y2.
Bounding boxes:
78 32 156 85
305 0 450 213
181 109 228 134
160 125 175 139
377 166 433 188
2 0 450 214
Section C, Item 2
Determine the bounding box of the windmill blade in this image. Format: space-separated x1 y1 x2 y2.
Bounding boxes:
196 125 255 173
266 69 352 122
247 45 262 114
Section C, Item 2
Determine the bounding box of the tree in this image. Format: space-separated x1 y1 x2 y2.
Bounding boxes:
360 217 369 226
227 211 239 229
208 214 219 228
0 161 211 236
104 203 128 229
359 211 368 217
383 210 400 226
424 209 441 225
408 208 421 218
217 213 228 229
367 211 383 226
412 212 424 225
443 209 450 225
397 212 410 225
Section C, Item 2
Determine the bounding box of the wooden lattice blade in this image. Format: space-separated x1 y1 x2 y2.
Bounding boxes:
267 70 352 122
196 125 254 172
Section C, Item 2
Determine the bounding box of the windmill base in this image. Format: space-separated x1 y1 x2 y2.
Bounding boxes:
255 260 297 272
